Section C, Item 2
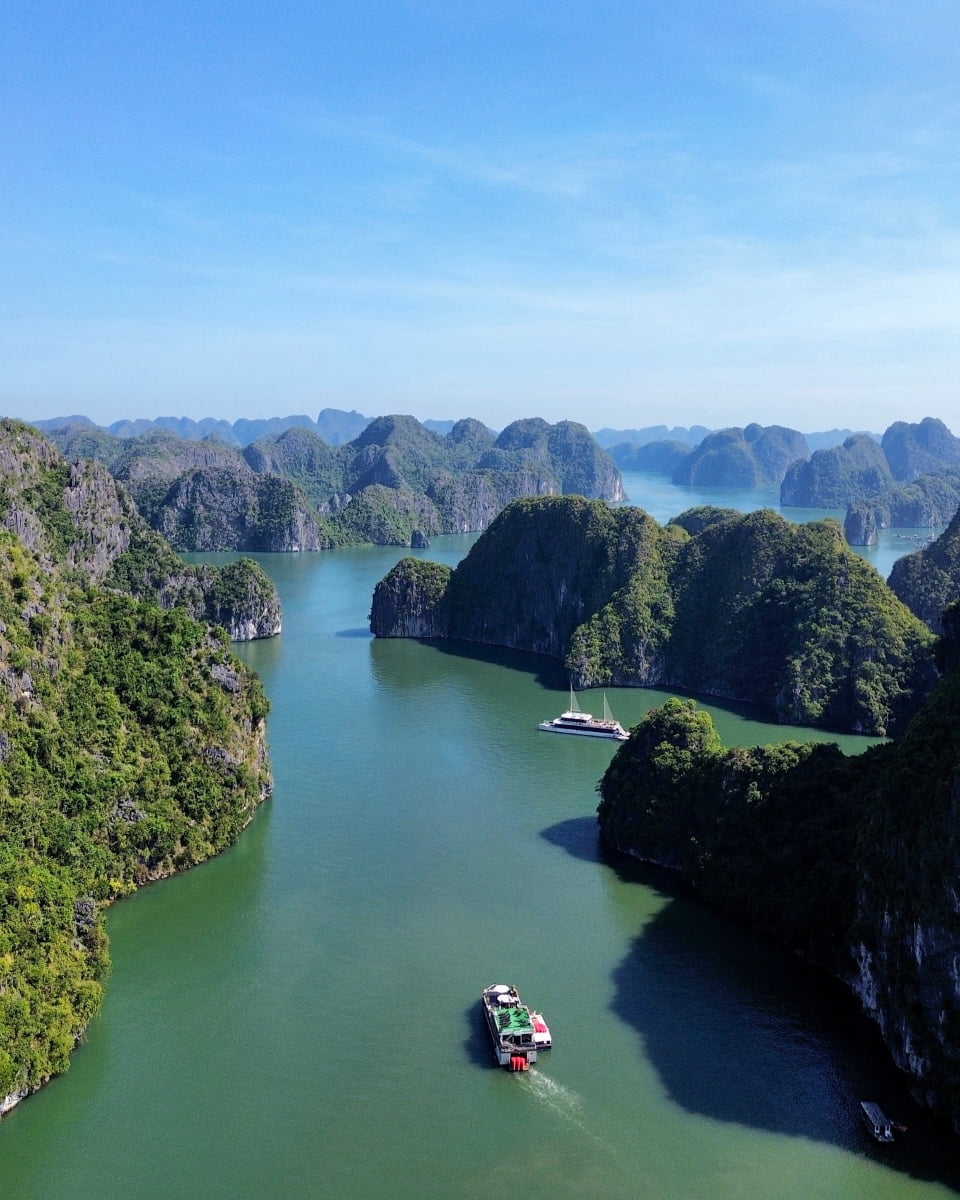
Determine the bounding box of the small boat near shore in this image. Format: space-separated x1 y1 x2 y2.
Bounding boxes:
860 1100 900 1142
482 984 549 1070
539 686 628 741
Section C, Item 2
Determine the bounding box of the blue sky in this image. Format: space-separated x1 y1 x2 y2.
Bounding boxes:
3 0 960 433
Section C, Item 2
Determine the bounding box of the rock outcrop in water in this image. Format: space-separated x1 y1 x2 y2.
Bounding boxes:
597 607 960 1131
370 495 935 736
843 473 960 547
0 419 273 1116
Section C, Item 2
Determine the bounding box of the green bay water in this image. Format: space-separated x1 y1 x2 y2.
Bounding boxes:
1 515 958 1195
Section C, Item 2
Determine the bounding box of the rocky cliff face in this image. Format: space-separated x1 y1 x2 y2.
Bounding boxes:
154 467 334 552
0 420 281 641
844 473 960 547
42 414 623 551
369 558 451 637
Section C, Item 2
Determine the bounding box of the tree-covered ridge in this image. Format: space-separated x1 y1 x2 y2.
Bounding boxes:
780 433 893 507
0 420 281 640
597 698 865 959
40 415 622 552
370 496 935 735
32 409 373 448
888 506 960 633
778 419 960 530
881 417 960 481
596 609 960 1127
0 527 271 1111
672 424 809 488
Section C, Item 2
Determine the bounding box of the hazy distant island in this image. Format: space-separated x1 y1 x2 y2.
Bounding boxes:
610 416 960 547
370 491 960 1128
29 410 960 552
0 420 273 1116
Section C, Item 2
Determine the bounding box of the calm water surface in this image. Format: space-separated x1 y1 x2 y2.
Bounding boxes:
619 470 942 581
1 488 957 1198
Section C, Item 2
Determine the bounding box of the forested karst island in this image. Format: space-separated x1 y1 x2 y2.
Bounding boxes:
0 421 273 1114
370 488 960 1128
370 495 935 736
597 606 960 1129
609 416 960 548
35 414 623 553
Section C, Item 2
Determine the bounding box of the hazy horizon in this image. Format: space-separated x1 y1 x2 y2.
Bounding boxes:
20 405 943 442
5 3 960 432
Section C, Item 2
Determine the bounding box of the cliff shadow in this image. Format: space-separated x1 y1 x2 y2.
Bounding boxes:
541 817 960 1189
369 635 567 693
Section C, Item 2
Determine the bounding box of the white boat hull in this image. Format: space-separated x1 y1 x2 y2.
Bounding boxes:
538 721 628 741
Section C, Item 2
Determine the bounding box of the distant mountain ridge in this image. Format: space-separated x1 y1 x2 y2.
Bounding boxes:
35 414 623 553
31 409 374 448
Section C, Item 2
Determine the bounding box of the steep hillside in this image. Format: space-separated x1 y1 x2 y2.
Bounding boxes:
371 496 934 735
673 424 808 487
43 415 622 551
888 506 960 632
882 417 960 481
0 424 273 1115
844 472 960 546
0 422 280 639
780 433 893 507
597 608 960 1128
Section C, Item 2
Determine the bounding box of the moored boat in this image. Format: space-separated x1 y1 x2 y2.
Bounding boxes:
538 686 628 741
859 1100 896 1142
482 984 544 1070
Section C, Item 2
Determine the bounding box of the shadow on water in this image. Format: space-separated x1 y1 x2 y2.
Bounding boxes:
335 627 374 638
369 635 568 691
542 816 960 1193
463 1001 497 1070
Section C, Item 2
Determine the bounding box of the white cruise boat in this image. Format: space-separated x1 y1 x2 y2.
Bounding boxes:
538 686 628 741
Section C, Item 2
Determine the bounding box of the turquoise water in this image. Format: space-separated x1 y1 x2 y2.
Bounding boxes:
1 517 957 1196
618 470 941 581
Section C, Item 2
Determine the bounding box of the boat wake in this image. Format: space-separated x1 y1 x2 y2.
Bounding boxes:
522 1071 610 1149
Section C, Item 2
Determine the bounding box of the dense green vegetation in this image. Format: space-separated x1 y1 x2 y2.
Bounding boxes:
374 496 935 735
888 506 960 632
0 421 274 1106
42 415 622 552
672 424 808 487
780 433 892 507
597 698 868 961
0 536 270 1104
597 611 960 1124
